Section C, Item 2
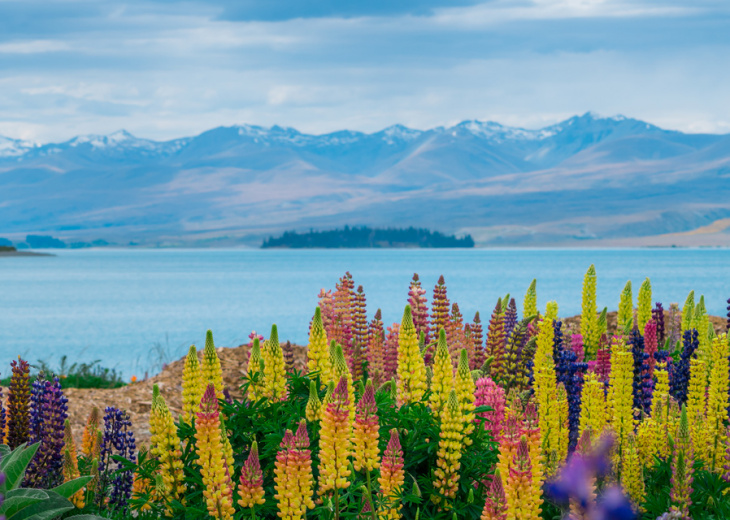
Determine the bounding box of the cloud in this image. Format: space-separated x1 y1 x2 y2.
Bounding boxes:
0 0 728 142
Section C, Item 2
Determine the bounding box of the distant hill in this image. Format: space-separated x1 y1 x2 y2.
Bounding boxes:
1 112 730 246
262 226 474 248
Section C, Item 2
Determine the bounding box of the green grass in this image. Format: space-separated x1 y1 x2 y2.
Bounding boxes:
0 355 126 389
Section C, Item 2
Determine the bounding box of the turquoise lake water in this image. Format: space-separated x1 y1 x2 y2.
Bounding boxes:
1 248 729 378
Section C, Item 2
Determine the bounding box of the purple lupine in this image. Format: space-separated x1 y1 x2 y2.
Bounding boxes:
25 377 68 489
98 407 136 512
546 431 636 520
671 329 699 406
7 358 31 449
652 302 665 346
29 375 46 444
629 329 647 412
0 384 5 442
726 297 730 332
503 298 518 343
555 321 587 452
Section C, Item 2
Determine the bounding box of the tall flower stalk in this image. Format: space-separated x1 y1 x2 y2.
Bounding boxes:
396 305 427 405
7 357 31 449
182 345 204 423
378 429 405 519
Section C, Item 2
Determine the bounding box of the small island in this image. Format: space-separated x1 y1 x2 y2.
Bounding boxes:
262 226 475 248
0 244 54 257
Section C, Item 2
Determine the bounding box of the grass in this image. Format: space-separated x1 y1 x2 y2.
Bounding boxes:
0 355 126 389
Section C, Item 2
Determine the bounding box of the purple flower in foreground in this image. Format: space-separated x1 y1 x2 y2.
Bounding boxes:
98 407 136 512
546 432 636 520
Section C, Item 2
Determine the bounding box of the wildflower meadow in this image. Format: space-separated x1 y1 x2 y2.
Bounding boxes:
2 266 730 519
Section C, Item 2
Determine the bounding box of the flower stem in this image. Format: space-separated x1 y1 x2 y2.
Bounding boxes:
366 470 377 520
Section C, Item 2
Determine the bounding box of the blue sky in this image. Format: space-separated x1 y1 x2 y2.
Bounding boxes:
1 0 729 142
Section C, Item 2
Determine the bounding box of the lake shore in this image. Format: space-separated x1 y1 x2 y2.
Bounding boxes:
0 250 55 257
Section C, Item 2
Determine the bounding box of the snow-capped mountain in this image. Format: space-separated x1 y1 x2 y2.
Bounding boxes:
1 112 729 246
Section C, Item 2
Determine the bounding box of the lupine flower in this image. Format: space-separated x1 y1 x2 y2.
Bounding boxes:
63 419 84 507
238 440 265 510
408 274 430 345
608 336 634 457
521 403 544 490
670 329 698 405
503 298 518 344
149 385 185 504
433 390 465 506
0 384 5 444
7 357 31 449
502 317 531 393
383 323 400 384
666 303 682 352
263 325 288 401
617 280 634 334
651 363 671 459
318 376 353 497
670 405 693 519
545 300 559 322
637 278 652 333
282 340 295 373
680 294 695 338
555 321 587 452
98 406 137 512
480 474 507 520
246 338 265 401
182 345 204 424
352 285 369 349
81 406 101 459
26 377 68 489
556 383 570 463
505 436 542 520
430 328 453 417
194 384 234 520
486 299 506 381
274 422 315 520
571 334 585 363
692 297 711 368
523 279 537 320
628 329 647 413
307 307 332 385
470 311 486 370
579 371 607 441
332 345 356 423
306 379 323 422
705 333 729 472
620 435 644 510
446 303 468 366
353 380 380 472
581 265 600 360
726 297 730 331
379 428 405 519
474 376 505 442
202 330 224 400
396 305 427 405
595 342 612 386
533 318 561 474
653 302 666 345
431 275 450 341
685 357 707 464
455 349 476 441
367 309 386 386
29 374 46 444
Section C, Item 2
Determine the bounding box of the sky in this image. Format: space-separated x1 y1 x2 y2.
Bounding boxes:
1 0 729 143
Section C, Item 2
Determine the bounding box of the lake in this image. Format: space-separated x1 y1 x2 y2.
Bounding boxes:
1 248 729 378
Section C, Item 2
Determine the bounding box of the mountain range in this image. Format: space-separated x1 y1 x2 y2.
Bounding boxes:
2 112 730 247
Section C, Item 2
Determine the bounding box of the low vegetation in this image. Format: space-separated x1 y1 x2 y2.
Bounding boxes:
261 226 475 248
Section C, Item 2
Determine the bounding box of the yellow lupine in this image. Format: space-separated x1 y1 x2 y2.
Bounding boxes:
195 384 234 520
581 264 599 359
608 336 634 460
396 305 427 405
686 357 707 464
305 379 323 422
650 363 671 459
579 371 606 440
274 422 315 520
636 417 657 466
80 406 101 459
182 345 204 424
455 349 476 441
246 338 265 401
617 280 633 334
636 278 652 333
545 301 558 321
432 389 465 507
202 330 224 400
307 307 332 386
620 435 645 509
332 344 356 424
318 376 353 497
504 436 542 520
150 385 185 504
555 383 570 465
430 328 453 417
533 317 560 474
705 333 729 472
238 441 265 510
263 325 287 401
523 279 537 319
353 380 380 473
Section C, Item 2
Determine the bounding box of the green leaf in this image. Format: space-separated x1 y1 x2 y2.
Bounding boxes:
50 475 92 499
0 443 40 493
64 516 112 520
7 489 74 520
0 488 49 518
0 444 11 459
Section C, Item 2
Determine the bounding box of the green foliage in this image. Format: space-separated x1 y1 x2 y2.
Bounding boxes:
0 356 126 389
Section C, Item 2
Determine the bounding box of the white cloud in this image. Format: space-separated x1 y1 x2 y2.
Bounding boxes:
0 40 70 54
